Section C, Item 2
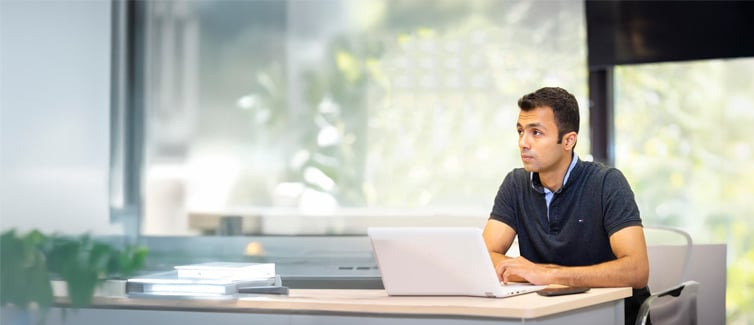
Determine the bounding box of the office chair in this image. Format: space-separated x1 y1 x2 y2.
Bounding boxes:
636 226 700 325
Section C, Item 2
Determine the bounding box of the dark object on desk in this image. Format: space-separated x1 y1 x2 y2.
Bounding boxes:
537 286 590 297
238 285 289 295
282 275 383 289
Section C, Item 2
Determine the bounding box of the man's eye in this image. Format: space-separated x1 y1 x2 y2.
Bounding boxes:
532 130 542 136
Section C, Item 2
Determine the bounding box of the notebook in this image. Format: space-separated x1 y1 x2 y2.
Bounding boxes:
368 227 545 298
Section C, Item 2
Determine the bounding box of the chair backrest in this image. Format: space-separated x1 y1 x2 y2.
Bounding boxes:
644 225 693 292
642 225 697 325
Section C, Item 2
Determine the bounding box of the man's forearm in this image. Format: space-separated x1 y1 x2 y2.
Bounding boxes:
545 257 648 289
489 251 511 265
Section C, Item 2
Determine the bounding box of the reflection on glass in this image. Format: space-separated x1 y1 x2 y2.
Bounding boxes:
141 0 588 236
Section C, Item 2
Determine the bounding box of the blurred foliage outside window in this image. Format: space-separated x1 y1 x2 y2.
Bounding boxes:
140 0 588 234
613 57 754 324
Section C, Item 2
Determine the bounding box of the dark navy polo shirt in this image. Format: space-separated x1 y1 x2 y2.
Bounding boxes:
489 157 648 324
490 158 643 266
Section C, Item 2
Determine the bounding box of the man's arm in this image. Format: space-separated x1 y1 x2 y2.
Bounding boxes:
496 225 649 288
482 219 527 282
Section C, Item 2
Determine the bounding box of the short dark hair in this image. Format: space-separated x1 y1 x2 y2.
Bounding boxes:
517 87 579 143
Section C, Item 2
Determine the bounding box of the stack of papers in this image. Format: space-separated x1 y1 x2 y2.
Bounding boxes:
126 262 281 299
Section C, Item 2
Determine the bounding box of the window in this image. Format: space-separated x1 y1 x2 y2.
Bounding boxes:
138 0 589 236
613 57 754 322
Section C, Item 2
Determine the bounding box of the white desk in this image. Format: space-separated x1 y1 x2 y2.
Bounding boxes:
37 288 631 325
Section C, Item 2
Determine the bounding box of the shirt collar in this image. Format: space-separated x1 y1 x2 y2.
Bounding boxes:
530 152 579 194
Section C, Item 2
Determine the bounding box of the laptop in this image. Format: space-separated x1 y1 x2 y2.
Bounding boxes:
368 227 545 298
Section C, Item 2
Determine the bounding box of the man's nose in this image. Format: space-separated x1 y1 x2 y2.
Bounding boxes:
519 134 529 150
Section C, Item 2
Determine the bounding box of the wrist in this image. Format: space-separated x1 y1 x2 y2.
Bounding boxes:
545 265 564 285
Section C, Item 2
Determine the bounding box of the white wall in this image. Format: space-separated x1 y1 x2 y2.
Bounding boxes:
0 0 121 235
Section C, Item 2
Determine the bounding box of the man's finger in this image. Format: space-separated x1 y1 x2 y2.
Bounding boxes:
495 263 506 282
502 267 513 284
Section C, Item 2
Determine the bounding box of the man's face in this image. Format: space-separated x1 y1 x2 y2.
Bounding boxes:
516 106 568 174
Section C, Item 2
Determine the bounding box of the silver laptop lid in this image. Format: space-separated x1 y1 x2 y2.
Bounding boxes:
368 227 543 298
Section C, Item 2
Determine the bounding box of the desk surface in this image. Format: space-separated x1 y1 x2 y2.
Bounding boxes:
82 287 631 320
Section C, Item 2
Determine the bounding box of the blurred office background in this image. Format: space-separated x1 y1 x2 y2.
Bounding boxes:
1 0 752 323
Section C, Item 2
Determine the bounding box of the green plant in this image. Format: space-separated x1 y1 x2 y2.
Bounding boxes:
0 229 147 315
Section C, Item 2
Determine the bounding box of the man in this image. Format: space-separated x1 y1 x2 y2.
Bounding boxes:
482 87 650 325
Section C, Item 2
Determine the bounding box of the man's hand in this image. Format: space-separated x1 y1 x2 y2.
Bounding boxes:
495 256 554 285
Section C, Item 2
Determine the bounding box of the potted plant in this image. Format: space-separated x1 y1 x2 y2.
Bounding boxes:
0 229 147 324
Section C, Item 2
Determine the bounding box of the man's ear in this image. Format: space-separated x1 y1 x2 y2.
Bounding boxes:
563 132 577 150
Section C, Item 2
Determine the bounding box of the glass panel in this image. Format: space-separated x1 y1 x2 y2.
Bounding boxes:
0 0 116 235
141 0 588 236
614 57 754 323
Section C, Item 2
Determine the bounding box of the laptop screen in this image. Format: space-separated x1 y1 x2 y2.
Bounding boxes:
368 227 544 298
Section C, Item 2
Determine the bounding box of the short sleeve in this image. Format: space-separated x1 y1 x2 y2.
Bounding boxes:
602 168 643 235
490 170 520 232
